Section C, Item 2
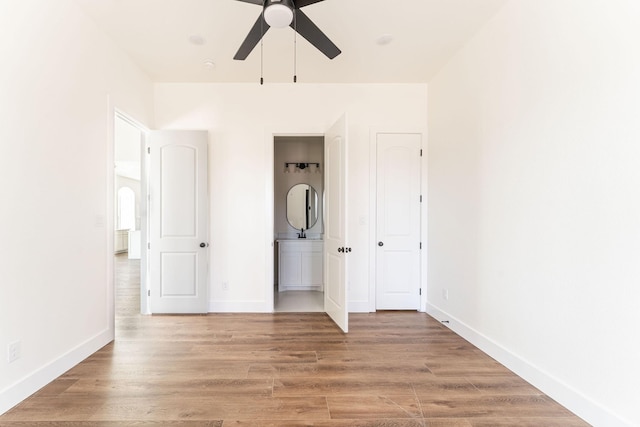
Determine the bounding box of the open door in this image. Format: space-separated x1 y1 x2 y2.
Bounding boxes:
324 115 349 332
148 130 209 313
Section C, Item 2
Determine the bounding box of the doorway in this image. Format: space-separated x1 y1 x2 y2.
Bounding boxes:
113 112 146 315
273 136 325 312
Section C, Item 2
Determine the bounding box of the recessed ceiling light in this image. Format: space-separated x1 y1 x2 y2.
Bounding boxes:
376 34 394 46
188 34 206 46
203 60 216 70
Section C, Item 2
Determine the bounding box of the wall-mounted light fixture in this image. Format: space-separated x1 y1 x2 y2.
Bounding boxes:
284 162 321 173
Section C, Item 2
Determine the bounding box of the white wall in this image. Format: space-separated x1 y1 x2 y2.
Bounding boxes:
0 0 153 414
427 1 640 426
154 83 428 312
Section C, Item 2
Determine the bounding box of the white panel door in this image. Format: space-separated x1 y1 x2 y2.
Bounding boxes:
148 130 209 313
376 133 421 310
324 114 349 333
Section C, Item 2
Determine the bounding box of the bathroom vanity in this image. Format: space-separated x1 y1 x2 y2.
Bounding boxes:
277 239 323 292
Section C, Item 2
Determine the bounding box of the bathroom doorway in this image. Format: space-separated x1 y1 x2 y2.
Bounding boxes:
273 136 325 312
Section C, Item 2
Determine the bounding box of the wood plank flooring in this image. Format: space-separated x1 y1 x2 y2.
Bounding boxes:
0 255 590 426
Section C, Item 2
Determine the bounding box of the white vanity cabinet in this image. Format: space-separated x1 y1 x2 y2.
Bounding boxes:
277 240 323 292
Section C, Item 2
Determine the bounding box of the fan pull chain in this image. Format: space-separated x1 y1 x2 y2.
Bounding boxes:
293 8 297 83
260 12 264 85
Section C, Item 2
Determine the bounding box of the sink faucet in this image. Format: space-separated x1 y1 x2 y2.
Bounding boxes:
298 228 306 239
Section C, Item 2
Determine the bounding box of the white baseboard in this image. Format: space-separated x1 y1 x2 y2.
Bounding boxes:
209 300 272 313
426 303 632 427
348 301 372 313
0 328 113 416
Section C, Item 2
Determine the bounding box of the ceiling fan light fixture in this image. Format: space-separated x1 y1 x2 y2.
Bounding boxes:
264 2 293 28
233 0 340 61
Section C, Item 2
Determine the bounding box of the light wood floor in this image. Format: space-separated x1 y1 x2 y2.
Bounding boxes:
0 254 590 426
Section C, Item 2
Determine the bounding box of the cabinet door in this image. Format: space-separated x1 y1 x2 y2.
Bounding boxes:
306 251 323 287
280 251 302 287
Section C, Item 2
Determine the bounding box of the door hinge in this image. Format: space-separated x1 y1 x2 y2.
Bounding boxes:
419 288 422 295
148 242 151 249
147 147 150 154
148 290 151 297
420 149 423 157
420 195 422 203
420 242 422 249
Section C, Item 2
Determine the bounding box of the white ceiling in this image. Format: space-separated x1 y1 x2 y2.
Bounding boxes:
75 0 507 83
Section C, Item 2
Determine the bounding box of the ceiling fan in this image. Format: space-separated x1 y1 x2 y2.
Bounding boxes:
233 0 341 61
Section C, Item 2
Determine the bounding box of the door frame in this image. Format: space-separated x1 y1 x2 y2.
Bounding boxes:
264 126 326 312
369 128 428 312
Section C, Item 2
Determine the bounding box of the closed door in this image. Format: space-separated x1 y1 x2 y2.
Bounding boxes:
324 114 349 333
376 133 421 310
148 130 209 313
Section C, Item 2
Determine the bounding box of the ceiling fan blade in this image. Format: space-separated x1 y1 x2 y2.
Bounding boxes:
294 0 326 8
291 9 341 59
234 0 264 5
234 14 271 60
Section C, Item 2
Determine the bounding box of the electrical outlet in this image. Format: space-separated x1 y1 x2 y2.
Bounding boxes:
222 281 229 291
442 289 449 301
8 341 21 363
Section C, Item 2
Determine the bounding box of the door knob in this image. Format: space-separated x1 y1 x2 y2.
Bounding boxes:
338 247 344 253
378 241 384 247
200 242 207 248
346 248 352 253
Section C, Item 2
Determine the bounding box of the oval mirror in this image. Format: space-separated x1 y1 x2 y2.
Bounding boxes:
286 184 319 231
